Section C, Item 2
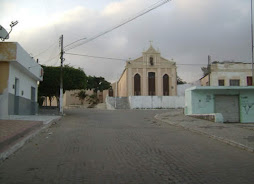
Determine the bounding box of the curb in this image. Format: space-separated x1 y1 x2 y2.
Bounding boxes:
154 114 254 153
0 116 62 162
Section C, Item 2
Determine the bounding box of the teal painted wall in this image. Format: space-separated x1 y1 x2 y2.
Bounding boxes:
185 87 254 123
239 91 254 123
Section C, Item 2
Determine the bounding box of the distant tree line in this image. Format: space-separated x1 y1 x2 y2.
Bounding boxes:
38 65 111 107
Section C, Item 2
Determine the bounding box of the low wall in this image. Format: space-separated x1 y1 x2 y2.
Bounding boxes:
8 93 38 115
188 113 224 123
106 96 185 109
129 96 185 109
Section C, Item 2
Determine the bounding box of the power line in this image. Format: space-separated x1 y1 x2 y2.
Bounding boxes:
65 52 208 66
64 0 171 51
33 40 58 57
65 52 126 61
64 37 87 49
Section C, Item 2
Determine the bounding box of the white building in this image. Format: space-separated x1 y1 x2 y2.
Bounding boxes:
0 42 43 118
112 44 177 97
200 62 253 86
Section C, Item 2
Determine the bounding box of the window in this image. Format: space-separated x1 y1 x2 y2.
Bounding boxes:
134 74 141 96
148 72 156 96
163 74 169 96
230 79 240 86
247 76 253 86
149 57 154 66
218 80 225 86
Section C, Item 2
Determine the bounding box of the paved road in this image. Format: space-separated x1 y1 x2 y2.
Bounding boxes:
0 109 254 184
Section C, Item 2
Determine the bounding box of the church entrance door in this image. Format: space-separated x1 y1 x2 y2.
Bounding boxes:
148 72 155 96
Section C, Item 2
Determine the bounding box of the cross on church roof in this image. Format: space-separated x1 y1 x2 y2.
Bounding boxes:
149 40 153 46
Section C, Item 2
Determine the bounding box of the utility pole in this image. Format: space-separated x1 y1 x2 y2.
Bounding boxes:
251 0 254 85
59 35 64 115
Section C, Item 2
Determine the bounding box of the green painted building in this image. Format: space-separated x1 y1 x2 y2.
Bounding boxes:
185 86 254 123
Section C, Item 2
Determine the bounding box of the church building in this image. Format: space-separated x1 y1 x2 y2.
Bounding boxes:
113 44 177 97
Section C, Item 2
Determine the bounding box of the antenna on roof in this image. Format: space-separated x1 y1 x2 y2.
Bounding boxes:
0 20 18 41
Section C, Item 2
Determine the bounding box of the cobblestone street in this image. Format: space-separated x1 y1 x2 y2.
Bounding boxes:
0 109 254 184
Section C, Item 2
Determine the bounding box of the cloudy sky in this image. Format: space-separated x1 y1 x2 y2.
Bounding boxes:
0 0 252 83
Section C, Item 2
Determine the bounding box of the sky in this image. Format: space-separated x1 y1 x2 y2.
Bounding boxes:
0 0 252 83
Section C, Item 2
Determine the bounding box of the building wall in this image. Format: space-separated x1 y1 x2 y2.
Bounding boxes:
118 69 128 97
64 89 101 106
0 61 9 116
0 42 42 116
42 89 106 107
200 63 252 86
8 63 38 101
8 63 38 115
0 42 43 81
200 75 209 86
185 87 254 123
126 67 177 96
210 71 252 86
0 62 9 93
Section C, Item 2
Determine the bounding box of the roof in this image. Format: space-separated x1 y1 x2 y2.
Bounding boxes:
143 45 160 54
186 86 254 92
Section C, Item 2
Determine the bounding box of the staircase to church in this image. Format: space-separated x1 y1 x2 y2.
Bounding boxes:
115 97 130 109
106 97 130 109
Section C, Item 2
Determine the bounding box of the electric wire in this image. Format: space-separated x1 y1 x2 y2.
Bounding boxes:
33 40 59 57
64 0 170 51
65 52 208 66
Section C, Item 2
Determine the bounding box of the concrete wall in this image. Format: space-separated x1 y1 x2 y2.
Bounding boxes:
129 96 184 109
42 90 106 107
106 96 185 109
185 87 254 123
240 90 254 123
8 93 37 115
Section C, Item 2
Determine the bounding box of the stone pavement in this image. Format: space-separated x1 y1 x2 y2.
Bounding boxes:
155 109 254 153
0 115 61 162
1 109 254 184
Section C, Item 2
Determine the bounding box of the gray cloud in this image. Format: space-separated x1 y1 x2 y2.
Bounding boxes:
3 0 251 83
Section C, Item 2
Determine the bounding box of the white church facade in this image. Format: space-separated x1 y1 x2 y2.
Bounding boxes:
112 44 177 97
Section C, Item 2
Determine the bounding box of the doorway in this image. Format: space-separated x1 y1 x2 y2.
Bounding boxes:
148 72 155 96
14 78 19 115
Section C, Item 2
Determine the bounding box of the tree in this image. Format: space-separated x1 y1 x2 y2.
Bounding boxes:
201 65 211 77
74 90 88 105
86 76 111 93
38 65 87 106
177 75 186 85
86 76 111 105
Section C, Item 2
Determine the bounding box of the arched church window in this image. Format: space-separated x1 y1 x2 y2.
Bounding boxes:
163 74 169 96
148 72 156 96
149 57 154 66
134 74 141 96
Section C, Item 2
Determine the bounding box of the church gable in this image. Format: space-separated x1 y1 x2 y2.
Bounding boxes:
117 43 177 97
127 44 176 67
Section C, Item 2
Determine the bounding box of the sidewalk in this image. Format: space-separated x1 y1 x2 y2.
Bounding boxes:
0 115 61 162
155 109 254 153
